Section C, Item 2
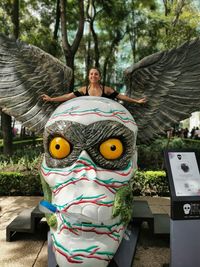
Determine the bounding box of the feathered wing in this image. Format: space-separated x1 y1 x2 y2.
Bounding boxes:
0 34 72 133
124 38 200 143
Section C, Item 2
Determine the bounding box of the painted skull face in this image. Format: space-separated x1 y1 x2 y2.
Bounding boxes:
41 97 138 267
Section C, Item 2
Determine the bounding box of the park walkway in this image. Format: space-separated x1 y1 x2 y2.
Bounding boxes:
0 196 170 267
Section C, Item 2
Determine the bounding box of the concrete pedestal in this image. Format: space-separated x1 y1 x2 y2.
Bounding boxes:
170 219 200 267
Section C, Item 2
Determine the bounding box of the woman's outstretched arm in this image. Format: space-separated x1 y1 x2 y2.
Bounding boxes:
105 86 147 104
41 92 76 102
116 93 147 104
41 87 86 102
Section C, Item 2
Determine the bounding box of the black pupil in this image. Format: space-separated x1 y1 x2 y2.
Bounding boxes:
55 144 60 150
110 145 116 151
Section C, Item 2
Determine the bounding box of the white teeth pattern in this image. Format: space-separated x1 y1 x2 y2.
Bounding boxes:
68 205 82 214
64 205 121 226
102 216 121 225
82 205 98 222
98 206 112 221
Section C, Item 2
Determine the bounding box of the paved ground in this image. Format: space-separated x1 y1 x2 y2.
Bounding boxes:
0 196 170 267
0 196 46 267
133 196 170 267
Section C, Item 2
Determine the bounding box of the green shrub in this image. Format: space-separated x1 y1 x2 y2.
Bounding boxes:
0 171 43 196
0 147 43 196
131 170 169 196
0 137 43 149
3 136 197 196
0 169 169 196
138 137 200 170
0 147 43 166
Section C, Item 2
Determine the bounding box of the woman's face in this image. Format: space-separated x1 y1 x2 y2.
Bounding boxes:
89 68 101 84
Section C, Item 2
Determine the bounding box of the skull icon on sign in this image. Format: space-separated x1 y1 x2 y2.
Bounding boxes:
183 203 191 215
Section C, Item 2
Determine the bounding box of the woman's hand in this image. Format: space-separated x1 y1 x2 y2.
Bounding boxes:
41 94 52 102
136 97 147 104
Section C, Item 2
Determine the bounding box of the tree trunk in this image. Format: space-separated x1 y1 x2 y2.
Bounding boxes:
86 0 91 74
103 31 122 85
12 0 19 38
60 0 84 90
1 0 19 156
172 0 186 27
1 111 13 156
53 0 60 40
66 54 75 90
90 19 100 68
48 0 61 57
86 33 91 77
86 0 100 68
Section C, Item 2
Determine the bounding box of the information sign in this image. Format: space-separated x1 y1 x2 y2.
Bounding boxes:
164 149 200 220
168 151 200 197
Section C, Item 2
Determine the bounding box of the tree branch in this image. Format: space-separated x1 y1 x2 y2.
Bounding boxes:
163 0 171 16
172 0 187 27
53 0 60 40
12 0 19 39
71 0 85 53
60 0 71 52
103 30 123 85
89 0 100 68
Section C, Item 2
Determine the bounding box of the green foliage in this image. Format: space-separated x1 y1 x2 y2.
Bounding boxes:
137 137 200 170
0 145 43 195
136 137 200 193
40 173 52 202
150 0 200 50
40 174 58 229
0 146 43 170
0 168 169 197
20 1 63 57
112 184 134 225
0 1 13 35
131 170 169 196
0 0 199 87
46 213 57 229
125 0 162 62
0 0 63 58
0 138 43 152
0 137 198 197
0 171 42 196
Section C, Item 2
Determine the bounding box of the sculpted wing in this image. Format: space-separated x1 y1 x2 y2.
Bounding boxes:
0 34 72 133
124 38 200 143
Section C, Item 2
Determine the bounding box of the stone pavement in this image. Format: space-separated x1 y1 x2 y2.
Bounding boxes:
0 196 46 267
0 196 170 267
133 196 170 267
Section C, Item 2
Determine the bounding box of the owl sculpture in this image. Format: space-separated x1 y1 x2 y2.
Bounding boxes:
0 34 200 267
41 97 137 266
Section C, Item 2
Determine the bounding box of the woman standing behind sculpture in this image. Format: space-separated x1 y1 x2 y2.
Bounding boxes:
41 67 147 104
1 34 199 144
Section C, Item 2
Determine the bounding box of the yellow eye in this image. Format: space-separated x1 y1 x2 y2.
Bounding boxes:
99 138 123 160
49 137 71 159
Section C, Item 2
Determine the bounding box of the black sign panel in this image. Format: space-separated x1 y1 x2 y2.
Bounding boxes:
164 149 200 220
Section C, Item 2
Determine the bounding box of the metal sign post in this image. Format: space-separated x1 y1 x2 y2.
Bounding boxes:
164 149 200 267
